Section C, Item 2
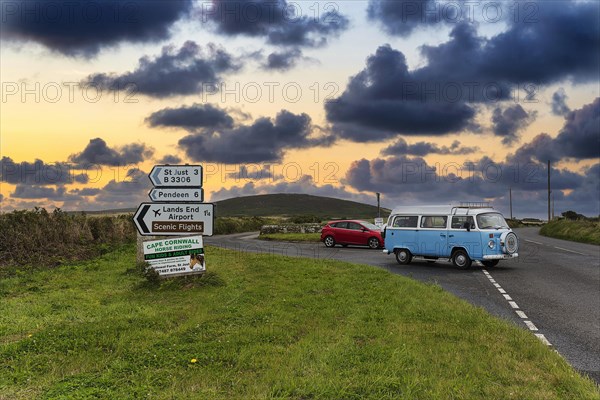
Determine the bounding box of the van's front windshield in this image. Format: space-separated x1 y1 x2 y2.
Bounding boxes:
477 213 509 229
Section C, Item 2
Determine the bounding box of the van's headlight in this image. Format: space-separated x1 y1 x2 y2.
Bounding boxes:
488 240 496 249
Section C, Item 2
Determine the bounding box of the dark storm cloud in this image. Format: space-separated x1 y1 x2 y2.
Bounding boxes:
69 138 154 166
11 185 69 199
0 157 88 185
146 104 234 131
263 48 303 71
344 154 585 205
157 155 183 165
93 168 149 206
329 0 599 141
554 98 600 160
382 139 478 157
225 165 284 181
84 41 240 98
202 0 349 47
551 88 571 116
0 0 193 57
325 43 478 141
509 98 600 163
491 105 537 145
179 110 335 163
367 0 445 37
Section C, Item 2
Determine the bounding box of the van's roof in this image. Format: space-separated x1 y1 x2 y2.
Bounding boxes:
389 204 497 216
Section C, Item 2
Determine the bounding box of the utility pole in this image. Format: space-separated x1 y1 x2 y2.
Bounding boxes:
547 160 551 222
509 187 513 219
552 193 555 220
376 192 381 218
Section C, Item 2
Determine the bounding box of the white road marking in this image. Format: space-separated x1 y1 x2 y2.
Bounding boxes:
481 269 552 346
516 310 528 319
524 239 543 245
524 320 538 331
553 246 586 256
535 334 552 346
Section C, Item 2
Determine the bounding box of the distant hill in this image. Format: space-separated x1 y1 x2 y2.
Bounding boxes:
214 194 390 219
78 193 390 220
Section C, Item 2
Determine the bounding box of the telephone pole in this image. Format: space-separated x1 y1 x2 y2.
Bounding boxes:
547 160 551 222
509 187 513 219
376 192 381 218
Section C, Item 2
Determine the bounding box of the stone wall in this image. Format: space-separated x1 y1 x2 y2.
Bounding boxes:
260 223 323 235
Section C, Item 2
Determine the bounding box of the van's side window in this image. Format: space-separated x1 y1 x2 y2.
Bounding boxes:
420 216 447 229
451 216 475 230
393 216 418 228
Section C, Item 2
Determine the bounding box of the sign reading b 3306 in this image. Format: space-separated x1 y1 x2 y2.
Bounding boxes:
149 165 202 187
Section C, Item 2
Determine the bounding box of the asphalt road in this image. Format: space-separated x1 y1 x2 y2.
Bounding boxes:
205 227 600 384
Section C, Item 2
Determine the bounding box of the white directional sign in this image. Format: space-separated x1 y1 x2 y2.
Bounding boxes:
149 165 202 187
134 202 214 236
149 188 204 202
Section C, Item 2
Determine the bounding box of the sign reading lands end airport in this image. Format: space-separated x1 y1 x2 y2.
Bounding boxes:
143 235 205 277
134 202 214 236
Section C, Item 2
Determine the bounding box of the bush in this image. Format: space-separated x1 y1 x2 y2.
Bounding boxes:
0 208 136 268
288 215 322 224
213 216 278 235
540 219 600 245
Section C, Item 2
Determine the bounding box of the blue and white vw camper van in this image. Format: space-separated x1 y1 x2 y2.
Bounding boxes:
382 203 518 269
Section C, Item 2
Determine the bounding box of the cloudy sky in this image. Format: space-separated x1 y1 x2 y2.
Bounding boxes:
1 0 598 218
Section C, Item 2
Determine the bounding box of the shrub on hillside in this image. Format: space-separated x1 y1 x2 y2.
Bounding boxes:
0 208 136 267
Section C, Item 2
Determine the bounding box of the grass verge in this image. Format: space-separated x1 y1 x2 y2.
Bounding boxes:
259 233 322 242
540 219 600 245
1 245 598 399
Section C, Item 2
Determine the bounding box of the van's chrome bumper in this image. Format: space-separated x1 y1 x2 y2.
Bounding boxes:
483 253 518 260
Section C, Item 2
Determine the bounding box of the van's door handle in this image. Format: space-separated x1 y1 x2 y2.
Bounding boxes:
440 234 446 237
448 234 454 238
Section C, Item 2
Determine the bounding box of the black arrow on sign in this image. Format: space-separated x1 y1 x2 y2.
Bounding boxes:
136 204 151 234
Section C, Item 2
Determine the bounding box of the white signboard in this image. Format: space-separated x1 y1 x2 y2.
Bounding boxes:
149 188 204 202
143 235 205 277
149 165 203 187
374 217 384 227
134 202 214 236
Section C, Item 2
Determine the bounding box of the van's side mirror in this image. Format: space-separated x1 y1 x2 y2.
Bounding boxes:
463 222 471 232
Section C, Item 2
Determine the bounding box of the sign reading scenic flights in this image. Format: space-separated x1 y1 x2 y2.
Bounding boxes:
143 235 205 277
149 165 203 187
149 188 204 202
134 202 214 236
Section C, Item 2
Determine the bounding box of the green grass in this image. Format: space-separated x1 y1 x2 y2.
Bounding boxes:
1 246 598 399
540 219 600 245
259 233 322 242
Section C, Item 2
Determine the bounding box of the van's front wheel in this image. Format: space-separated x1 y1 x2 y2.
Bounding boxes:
395 249 412 265
452 249 472 270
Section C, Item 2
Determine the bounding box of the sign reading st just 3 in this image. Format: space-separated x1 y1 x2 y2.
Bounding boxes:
149 165 202 187
134 164 214 236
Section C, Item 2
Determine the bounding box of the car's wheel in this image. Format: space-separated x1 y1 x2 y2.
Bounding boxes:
482 260 500 268
324 236 336 248
452 249 472 270
395 249 412 265
368 237 380 249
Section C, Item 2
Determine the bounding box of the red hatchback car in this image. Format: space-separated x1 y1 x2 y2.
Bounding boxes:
321 220 384 249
